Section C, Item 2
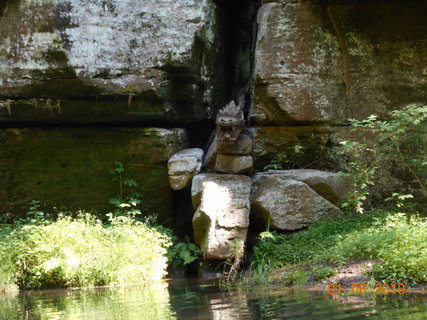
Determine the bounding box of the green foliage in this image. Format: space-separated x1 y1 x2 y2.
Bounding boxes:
263 162 284 170
109 162 143 218
0 162 205 292
0 212 173 291
338 104 427 212
311 266 336 282
168 237 201 269
284 269 308 286
385 193 416 211
252 210 427 285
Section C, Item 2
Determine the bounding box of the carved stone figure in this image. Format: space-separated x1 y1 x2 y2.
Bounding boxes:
203 101 253 174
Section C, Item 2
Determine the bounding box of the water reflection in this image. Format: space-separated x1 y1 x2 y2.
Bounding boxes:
0 282 175 320
0 280 426 320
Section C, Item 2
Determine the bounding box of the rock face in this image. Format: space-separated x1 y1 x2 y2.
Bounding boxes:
2 0 427 234
192 174 251 259
250 126 334 171
0 0 223 125
0 128 188 224
251 1 427 126
251 172 344 230
249 0 427 200
168 148 203 190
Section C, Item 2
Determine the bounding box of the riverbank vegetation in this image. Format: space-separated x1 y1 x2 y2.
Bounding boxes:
0 163 200 293
241 210 426 288
0 211 173 292
234 105 427 289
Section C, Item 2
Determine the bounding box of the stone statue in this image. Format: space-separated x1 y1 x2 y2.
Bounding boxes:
203 101 253 174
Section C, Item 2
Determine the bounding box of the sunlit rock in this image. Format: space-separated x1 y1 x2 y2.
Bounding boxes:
0 0 219 125
251 176 343 231
192 174 251 260
251 1 427 126
254 169 352 205
214 154 253 175
168 148 203 190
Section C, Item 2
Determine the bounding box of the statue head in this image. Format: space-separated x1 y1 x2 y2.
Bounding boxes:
215 101 245 144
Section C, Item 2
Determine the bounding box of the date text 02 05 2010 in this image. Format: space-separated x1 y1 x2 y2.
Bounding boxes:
326 284 406 295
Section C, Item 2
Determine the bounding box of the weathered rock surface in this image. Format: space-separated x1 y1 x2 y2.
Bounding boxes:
251 1 427 125
251 126 334 170
251 176 343 230
254 169 352 205
168 148 203 190
0 128 188 224
192 174 251 259
215 154 253 175
0 0 224 125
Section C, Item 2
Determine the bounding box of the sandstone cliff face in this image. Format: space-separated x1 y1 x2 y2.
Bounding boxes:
0 0 224 221
250 0 427 202
0 0 223 125
0 128 188 224
251 0 427 126
1 0 426 220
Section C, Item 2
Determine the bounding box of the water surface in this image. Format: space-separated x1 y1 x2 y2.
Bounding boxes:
1 280 426 319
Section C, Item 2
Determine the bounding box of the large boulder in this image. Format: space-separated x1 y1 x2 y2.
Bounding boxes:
251 1 427 126
0 0 223 125
251 175 343 231
254 169 352 206
192 174 251 259
168 148 203 190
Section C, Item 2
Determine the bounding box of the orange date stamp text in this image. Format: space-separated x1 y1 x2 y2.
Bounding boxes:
326 283 406 295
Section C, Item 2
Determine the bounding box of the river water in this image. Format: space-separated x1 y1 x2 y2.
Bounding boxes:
0 279 426 319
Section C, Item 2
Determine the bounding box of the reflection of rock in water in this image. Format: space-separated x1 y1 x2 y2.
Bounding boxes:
210 292 250 320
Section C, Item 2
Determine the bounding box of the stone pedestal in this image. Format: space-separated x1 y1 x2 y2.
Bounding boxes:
191 174 252 260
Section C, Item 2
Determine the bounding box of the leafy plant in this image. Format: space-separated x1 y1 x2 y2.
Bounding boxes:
385 193 416 212
168 237 201 269
284 269 308 286
263 162 284 170
311 266 336 282
109 162 142 218
338 104 427 213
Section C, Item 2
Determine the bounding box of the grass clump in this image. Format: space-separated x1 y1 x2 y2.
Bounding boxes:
252 210 427 285
0 212 173 291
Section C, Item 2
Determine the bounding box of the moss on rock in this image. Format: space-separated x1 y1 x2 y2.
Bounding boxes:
0 128 188 225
